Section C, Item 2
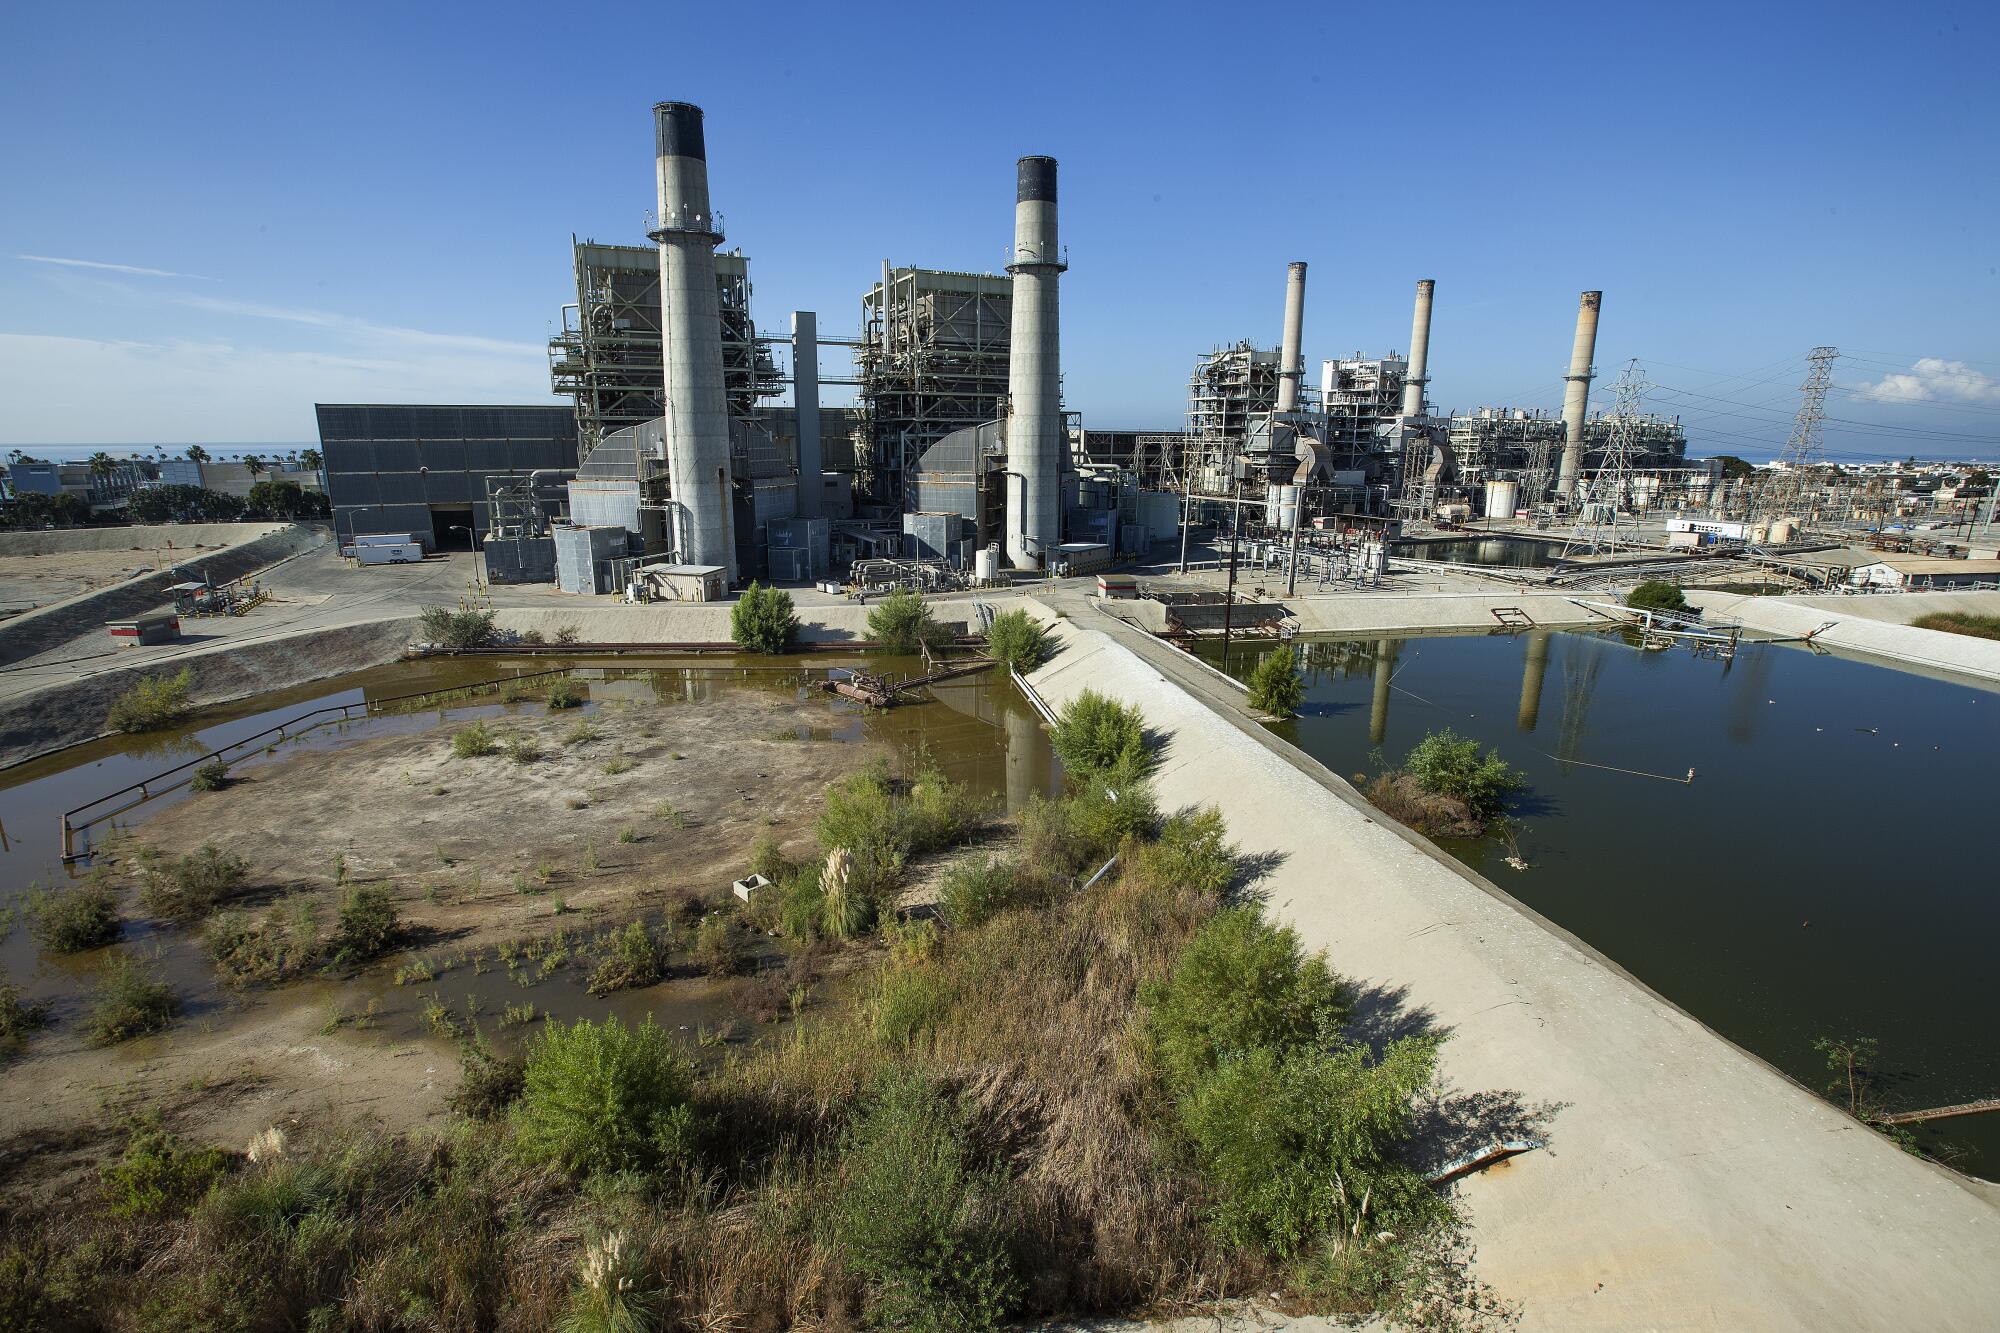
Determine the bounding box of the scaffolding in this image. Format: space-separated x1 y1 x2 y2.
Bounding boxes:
856 266 1012 507
1319 354 1408 466
548 240 782 462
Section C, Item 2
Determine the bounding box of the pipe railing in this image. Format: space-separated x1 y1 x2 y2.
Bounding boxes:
59 667 576 862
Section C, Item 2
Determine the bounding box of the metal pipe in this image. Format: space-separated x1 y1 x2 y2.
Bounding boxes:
880 259 893 354
649 101 737 581
1556 291 1602 501
1005 155 1065 570
792 311 822 518
1400 279 1435 418
1276 261 1307 413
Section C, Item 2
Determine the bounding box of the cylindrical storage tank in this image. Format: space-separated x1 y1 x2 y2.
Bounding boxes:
975 544 1000 583
1769 518 1797 545
1485 479 1519 520
1750 522 1771 544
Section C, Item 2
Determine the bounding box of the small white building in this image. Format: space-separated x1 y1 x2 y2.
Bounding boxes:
635 564 728 602
1849 556 2000 590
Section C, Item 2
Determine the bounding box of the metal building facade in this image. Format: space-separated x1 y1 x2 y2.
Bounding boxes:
316 404 578 549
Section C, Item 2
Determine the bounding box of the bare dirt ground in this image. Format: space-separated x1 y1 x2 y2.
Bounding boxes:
0 682 879 1203
0 549 170 613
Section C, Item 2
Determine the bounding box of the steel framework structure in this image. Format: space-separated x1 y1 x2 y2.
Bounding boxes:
1755 346 1840 528
1563 359 1651 557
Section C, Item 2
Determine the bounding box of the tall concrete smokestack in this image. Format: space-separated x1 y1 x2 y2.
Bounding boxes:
1400 279 1435 418
792 311 822 518
1276 261 1307 413
1556 291 1602 501
650 101 736 580
1006 155 1065 570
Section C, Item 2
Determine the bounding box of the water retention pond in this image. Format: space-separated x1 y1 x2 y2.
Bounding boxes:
1197 629 2000 1177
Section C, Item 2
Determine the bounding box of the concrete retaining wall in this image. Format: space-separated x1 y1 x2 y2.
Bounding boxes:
489 603 968 646
0 523 329 667
1692 590 2000 682
0 617 417 769
1024 612 2000 1331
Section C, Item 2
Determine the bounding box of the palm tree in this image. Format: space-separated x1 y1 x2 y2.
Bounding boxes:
299 448 323 472
186 445 210 464
242 454 267 480
88 451 116 482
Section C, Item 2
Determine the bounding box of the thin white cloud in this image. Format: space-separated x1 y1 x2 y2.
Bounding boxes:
1848 358 2000 405
0 332 555 443
170 292 542 356
18 253 211 280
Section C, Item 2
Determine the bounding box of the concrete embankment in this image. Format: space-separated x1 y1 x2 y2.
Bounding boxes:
0 618 419 769
1023 604 2000 1331
0 522 328 666
488 601 964 645
1691 589 2000 682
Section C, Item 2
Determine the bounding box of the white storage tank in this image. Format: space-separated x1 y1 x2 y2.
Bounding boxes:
974 544 1001 583
1484 479 1519 520
1769 518 1798 545
1750 521 1771 544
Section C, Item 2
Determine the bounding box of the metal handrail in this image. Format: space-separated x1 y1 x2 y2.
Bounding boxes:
59 667 576 861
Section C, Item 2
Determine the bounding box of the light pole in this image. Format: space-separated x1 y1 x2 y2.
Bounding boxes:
1221 459 1245 656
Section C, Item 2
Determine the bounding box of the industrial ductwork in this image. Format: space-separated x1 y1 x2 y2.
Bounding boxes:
1005 155 1065 570
649 101 737 580
1556 290 1602 501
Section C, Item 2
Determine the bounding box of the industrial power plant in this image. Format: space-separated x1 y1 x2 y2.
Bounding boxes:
311 99 1859 600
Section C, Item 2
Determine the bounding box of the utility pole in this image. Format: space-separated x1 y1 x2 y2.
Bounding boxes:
1563 359 1649 558
1221 461 1244 655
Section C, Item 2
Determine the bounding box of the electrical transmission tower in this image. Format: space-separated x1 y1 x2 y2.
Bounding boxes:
1562 359 1649 558
1755 346 1839 532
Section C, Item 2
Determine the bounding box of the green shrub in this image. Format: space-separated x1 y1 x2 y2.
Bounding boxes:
83 953 180 1045
984 609 1049 672
1049 689 1150 783
506 734 543 766
450 1032 525 1120
1626 579 1689 613
693 915 748 978
1177 1036 1447 1256
559 1229 662 1333
418 606 499 650
872 963 952 1047
451 722 497 758
1145 906 1353 1093
1247 643 1305 716
1400 729 1524 822
332 884 400 964
938 857 1027 928
29 880 121 952
1066 776 1160 859
867 589 952 655
830 1070 1019 1332
100 1117 227 1218
730 581 800 654
106 667 194 733
750 832 795 884
512 1016 696 1176
588 920 666 994
206 898 323 986
0 981 52 1058
138 843 248 921
188 758 231 792
546 679 585 710
777 865 826 942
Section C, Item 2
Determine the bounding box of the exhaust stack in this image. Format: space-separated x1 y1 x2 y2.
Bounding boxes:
1555 291 1602 500
1005 155 1065 570
1400 279 1435 418
1276 261 1307 412
650 101 736 580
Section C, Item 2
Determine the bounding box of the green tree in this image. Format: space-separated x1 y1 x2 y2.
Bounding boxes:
299 447 322 472
867 589 952 655
184 444 209 464
730 581 799 653
1627 579 1690 613
1713 455 1755 481
241 454 266 480
1247 643 1305 715
1400 728 1524 821
1048 688 1150 783
984 608 1049 672
87 451 117 482
511 1016 696 1176
1813 1034 1882 1118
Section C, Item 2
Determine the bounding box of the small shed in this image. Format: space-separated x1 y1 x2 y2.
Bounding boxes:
107 610 181 647
1097 573 1139 600
1850 557 2000 590
640 564 729 602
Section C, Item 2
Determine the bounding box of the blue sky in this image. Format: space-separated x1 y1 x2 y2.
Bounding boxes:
2 0 1995 463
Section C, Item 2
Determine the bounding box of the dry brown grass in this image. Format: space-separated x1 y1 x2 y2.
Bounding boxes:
1365 772 1482 839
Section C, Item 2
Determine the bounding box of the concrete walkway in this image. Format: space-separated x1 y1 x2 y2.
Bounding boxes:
1025 598 2000 1332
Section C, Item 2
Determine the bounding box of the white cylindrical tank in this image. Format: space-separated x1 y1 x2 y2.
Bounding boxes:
1751 521 1771 544
975 544 1000 583
1484 479 1519 520
1769 518 1798 545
